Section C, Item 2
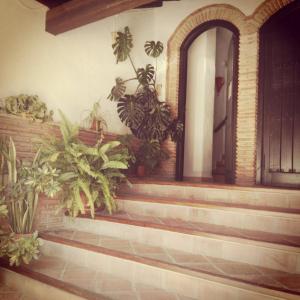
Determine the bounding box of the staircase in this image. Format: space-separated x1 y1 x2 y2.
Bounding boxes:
1 181 300 299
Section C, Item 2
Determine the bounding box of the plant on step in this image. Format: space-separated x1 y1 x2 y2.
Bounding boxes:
2 137 61 234
39 110 130 217
0 137 48 266
136 140 169 176
3 231 42 267
81 100 107 133
108 27 183 173
1 94 54 122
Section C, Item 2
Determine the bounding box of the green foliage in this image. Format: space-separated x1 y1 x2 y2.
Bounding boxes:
0 137 61 234
108 26 183 151
5 232 42 266
40 111 130 217
136 140 169 173
2 94 53 122
108 78 126 102
82 101 107 132
144 41 164 58
112 26 133 63
117 95 144 129
137 64 155 85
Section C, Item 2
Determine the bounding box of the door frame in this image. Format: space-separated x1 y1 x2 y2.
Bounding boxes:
257 0 300 186
175 20 240 181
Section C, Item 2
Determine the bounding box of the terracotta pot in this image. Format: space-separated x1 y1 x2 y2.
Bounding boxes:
136 165 146 177
13 233 33 240
91 119 97 131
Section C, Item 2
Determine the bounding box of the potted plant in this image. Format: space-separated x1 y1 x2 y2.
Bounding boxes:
136 140 169 177
108 27 183 175
1 94 54 122
82 101 107 133
39 110 131 217
0 136 60 266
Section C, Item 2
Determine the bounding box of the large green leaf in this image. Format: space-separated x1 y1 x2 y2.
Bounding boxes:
144 41 164 58
101 161 128 170
99 141 121 155
137 64 155 85
117 95 144 130
112 26 133 63
108 77 126 101
131 102 171 141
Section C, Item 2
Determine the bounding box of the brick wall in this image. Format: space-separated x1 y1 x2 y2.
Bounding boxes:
164 0 293 185
0 113 118 230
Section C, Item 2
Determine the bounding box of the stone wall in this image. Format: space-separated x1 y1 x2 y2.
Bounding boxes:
164 0 293 185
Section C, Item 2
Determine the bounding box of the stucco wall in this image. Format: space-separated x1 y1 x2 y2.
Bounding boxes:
0 0 263 134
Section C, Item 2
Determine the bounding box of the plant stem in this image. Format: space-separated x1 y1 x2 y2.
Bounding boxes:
128 54 138 77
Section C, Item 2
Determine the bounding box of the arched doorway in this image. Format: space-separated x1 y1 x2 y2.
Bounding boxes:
175 20 239 183
258 0 300 188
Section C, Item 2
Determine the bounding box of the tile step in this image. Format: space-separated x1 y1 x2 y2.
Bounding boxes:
40 229 300 299
117 194 300 236
67 214 300 273
122 181 300 210
1 255 187 300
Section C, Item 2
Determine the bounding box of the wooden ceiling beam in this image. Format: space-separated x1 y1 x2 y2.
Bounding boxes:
45 0 158 35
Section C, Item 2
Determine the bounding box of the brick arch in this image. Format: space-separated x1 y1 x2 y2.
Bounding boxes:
166 5 246 111
251 0 294 27
163 1 296 186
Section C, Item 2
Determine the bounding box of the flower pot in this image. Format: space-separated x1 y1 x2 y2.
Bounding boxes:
136 165 146 177
13 233 34 240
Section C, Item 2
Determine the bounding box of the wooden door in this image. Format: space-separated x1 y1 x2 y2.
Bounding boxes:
260 2 300 188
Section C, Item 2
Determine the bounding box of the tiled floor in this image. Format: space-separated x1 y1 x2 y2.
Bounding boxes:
45 229 300 295
0 283 27 300
27 254 193 300
94 210 300 247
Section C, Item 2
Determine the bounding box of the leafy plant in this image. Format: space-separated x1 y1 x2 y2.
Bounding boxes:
136 140 169 173
0 137 61 234
108 26 183 144
1 94 53 122
82 101 107 132
40 110 130 217
4 231 42 266
0 142 43 267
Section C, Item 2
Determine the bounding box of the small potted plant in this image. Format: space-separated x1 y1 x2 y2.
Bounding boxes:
135 140 169 177
82 101 107 133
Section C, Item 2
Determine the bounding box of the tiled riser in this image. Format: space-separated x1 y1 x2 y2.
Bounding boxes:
40 240 296 300
64 217 300 273
0 267 83 300
117 199 300 236
123 184 300 209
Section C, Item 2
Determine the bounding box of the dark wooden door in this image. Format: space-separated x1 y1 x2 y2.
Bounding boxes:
260 2 300 188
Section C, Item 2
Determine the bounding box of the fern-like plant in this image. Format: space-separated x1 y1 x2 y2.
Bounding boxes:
40 110 130 217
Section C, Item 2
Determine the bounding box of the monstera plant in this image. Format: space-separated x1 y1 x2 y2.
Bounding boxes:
108 27 182 174
108 26 182 143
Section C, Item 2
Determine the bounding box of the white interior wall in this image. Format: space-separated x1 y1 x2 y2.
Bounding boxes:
183 29 216 179
212 28 233 168
0 0 264 135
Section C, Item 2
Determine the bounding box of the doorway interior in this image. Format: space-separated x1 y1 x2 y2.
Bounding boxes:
176 21 239 184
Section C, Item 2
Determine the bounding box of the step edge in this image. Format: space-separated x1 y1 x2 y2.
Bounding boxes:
40 233 300 300
127 180 300 195
0 260 108 300
117 196 300 219
78 215 300 253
